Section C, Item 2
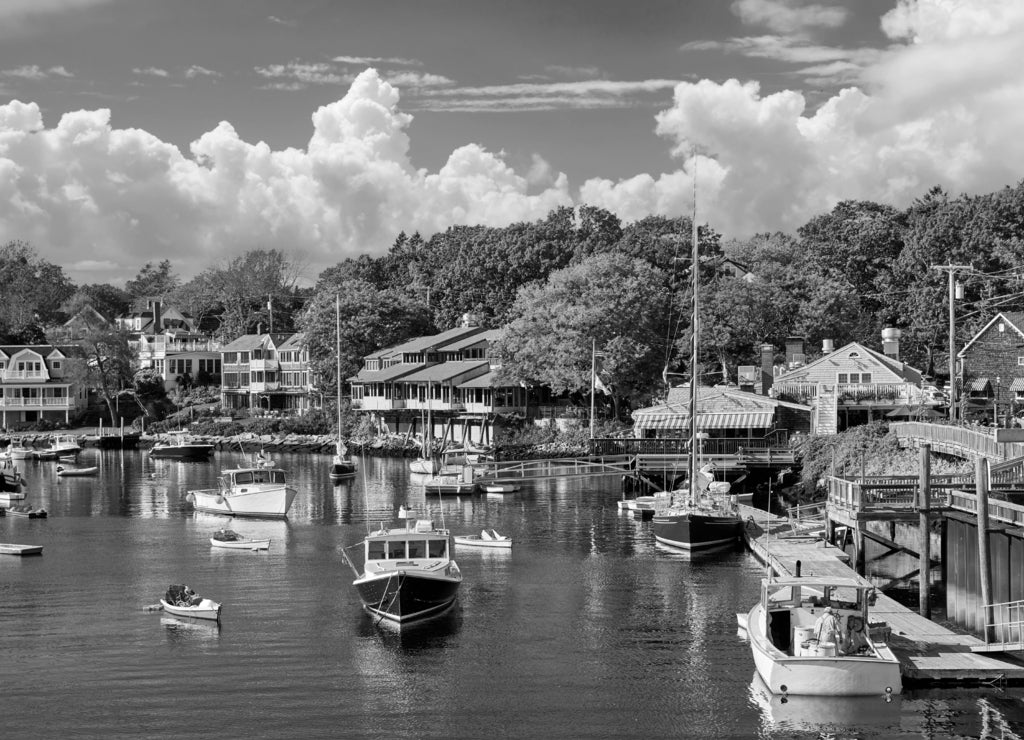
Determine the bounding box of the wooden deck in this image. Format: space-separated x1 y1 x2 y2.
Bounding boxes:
738 504 1024 686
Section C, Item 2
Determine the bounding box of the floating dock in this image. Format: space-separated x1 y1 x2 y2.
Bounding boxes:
738 504 1024 685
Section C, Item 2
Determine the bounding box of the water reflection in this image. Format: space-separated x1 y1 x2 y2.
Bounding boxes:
161 615 222 643
748 672 903 734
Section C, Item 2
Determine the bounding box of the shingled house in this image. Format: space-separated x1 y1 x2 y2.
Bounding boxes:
958 311 1024 423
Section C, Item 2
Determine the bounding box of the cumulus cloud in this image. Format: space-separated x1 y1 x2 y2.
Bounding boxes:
0 69 571 284
581 0 1024 237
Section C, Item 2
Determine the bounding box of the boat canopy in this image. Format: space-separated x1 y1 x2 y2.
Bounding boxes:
762 577 873 614
366 532 449 561
224 468 287 485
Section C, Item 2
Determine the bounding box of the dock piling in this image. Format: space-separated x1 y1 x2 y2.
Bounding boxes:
919 444 932 619
976 457 994 643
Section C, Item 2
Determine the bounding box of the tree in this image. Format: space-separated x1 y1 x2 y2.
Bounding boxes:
62 284 132 323
0 240 74 342
125 260 180 300
496 253 673 416
64 328 137 424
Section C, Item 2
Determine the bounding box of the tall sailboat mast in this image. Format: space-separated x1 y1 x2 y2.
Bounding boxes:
335 294 342 451
688 171 699 505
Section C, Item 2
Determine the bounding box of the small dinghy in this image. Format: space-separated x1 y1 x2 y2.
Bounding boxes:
454 528 513 549
56 465 98 477
159 584 222 622
210 528 270 551
482 483 520 494
4 505 47 518
0 542 43 556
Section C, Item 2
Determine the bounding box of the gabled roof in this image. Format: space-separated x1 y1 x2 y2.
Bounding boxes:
277 333 305 351
457 370 513 389
443 328 501 352
0 345 74 360
383 326 488 356
774 341 923 385
632 384 810 430
959 312 1024 357
219 334 292 353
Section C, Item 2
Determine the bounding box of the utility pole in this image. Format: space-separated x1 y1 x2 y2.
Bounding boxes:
931 264 970 423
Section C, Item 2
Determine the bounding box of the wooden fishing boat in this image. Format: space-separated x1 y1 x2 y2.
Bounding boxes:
454 529 512 549
149 431 215 460
741 576 901 696
56 465 99 477
209 528 270 550
160 584 222 622
0 543 43 556
347 507 461 626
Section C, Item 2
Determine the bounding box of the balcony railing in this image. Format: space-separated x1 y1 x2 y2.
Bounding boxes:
772 381 924 405
0 397 73 408
3 371 47 381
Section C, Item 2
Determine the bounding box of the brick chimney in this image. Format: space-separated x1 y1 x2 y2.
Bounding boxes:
882 327 901 360
760 343 775 395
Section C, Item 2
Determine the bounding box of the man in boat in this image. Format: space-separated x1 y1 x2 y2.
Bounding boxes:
840 615 870 655
813 606 841 646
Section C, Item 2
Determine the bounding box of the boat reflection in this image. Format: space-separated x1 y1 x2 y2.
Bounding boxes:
161 615 221 642
356 603 463 647
654 540 743 561
748 672 902 733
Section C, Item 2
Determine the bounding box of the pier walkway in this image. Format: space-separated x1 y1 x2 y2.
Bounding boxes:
738 504 1024 685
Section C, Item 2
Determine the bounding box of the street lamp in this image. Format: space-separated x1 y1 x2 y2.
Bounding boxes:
995 376 1001 426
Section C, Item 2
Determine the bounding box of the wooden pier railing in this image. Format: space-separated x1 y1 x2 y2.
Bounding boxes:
891 421 1024 462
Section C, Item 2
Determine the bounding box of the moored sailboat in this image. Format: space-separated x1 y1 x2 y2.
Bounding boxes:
651 181 742 552
329 295 357 482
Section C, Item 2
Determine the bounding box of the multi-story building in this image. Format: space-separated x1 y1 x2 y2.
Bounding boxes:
122 299 222 392
958 311 1024 422
0 345 85 428
220 333 314 415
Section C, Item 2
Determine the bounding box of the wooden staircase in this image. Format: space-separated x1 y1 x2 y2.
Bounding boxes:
815 383 839 435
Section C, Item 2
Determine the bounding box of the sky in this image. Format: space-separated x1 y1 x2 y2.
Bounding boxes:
1 0 1022 287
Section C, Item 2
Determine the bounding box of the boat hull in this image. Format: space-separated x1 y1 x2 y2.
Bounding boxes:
189 486 296 518
160 598 222 621
210 537 270 550
354 571 460 625
747 604 901 696
150 445 214 460
454 535 512 549
652 511 742 550
409 458 439 475
57 467 98 477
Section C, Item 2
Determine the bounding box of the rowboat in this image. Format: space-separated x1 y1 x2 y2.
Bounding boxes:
742 575 901 696
454 529 512 549
210 528 270 550
160 584 222 622
481 483 519 494
4 505 47 518
56 465 99 477
0 543 43 556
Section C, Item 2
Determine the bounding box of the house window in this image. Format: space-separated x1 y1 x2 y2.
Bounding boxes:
838 374 848 384
860 373 871 383
52 361 61 370
1018 357 1024 366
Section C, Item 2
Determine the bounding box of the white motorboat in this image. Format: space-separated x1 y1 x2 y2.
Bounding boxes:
741 575 901 696
186 454 297 518
409 456 439 475
423 473 477 496
210 528 270 550
159 585 222 621
47 435 82 459
454 529 512 549
7 444 34 460
482 483 519 494
345 507 461 626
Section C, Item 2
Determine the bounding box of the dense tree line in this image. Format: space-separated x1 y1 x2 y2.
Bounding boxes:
9 178 1024 420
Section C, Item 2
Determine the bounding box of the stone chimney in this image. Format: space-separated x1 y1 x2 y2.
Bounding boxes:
785 336 806 369
760 343 775 395
822 338 834 354
882 327 901 360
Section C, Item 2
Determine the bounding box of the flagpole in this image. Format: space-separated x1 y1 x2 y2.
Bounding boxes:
590 338 596 439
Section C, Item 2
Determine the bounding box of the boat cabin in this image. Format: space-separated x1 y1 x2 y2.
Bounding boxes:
221 467 287 488
761 577 876 657
364 519 452 570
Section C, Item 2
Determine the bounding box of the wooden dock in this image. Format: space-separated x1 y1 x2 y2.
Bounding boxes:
738 504 1024 685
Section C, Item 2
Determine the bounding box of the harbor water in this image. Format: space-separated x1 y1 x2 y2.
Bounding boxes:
3 449 1024 739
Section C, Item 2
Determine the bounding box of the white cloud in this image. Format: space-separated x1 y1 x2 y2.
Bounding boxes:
0 70 571 284
581 0 1024 238
332 55 422 67
132 67 169 78
255 62 349 88
184 65 220 79
731 0 848 34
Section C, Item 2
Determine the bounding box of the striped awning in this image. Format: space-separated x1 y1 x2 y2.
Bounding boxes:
971 377 992 391
633 411 774 431
1010 377 1024 392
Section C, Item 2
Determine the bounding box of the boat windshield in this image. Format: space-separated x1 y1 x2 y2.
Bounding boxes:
367 537 447 561
232 469 286 485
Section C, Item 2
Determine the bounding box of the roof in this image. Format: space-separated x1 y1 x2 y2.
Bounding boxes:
219 334 292 352
971 377 992 391
457 370 508 388
632 407 775 430
443 328 502 351
397 361 490 383
384 326 488 356
1010 378 1024 392
0 345 74 359
763 576 872 589
277 333 305 351
774 341 924 385
960 312 1024 357
349 363 427 383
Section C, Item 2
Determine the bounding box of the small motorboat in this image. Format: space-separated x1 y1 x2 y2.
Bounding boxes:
210 528 270 550
454 529 512 549
4 505 47 518
186 454 296 518
0 543 43 556
56 465 99 477
159 584 222 622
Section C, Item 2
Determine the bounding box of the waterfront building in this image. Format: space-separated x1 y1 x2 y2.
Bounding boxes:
220 333 314 415
769 330 939 434
957 311 1024 423
0 344 85 428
